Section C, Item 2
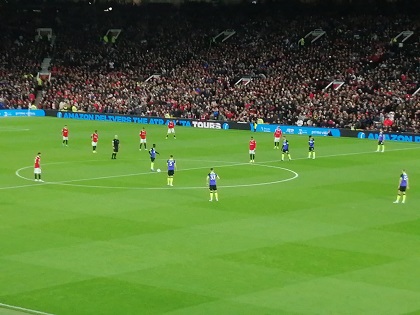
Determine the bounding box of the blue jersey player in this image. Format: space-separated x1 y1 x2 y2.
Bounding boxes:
206 168 220 201
149 144 160 171
376 129 385 153
394 170 409 204
281 137 291 161
167 155 176 186
308 136 315 159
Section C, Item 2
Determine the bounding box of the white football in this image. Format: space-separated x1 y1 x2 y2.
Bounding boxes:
157 169 161 172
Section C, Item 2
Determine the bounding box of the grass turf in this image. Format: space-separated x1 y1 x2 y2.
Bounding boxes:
0 117 419 315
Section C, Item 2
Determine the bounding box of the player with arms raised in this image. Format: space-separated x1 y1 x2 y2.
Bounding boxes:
91 130 99 153
207 168 220 201
166 120 176 139
167 155 176 186
394 170 409 204
139 127 147 150
274 127 282 149
249 136 256 163
62 125 69 146
34 152 43 182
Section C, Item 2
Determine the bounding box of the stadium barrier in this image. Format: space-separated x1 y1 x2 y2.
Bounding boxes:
0 109 45 117
341 129 420 143
251 123 341 137
44 110 420 142
44 110 250 130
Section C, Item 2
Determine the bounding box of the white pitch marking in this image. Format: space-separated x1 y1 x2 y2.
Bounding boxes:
0 302 55 315
0 183 43 190
15 162 251 184
15 163 296 190
44 165 298 190
8 146 420 191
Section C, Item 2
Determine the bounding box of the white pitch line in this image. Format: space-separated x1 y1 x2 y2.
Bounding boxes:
0 302 55 315
15 162 252 185
0 183 45 190
7 145 420 191
284 145 420 160
15 146 420 185
55 163 251 183
14 158 242 183
47 165 299 190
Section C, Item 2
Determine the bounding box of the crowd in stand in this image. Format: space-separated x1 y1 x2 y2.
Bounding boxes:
0 9 52 109
1 3 419 132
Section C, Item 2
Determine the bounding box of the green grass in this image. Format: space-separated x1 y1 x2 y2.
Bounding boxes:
0 117 419 315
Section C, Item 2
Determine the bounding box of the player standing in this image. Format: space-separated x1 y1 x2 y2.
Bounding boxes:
91 130 99 153
207 168 220 201
274 127 282 149
34 152 43 182
393 170 409 204
281 137 292 161
139 127 147 150
166 120 176 139
167 155 176 186
249 136 256 163
376 129 385 153
149 144 160 171
62 125 69 146
308 136 315 159
111 135 120 159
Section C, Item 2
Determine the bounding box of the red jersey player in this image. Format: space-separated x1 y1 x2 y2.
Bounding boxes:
62 125 69 146
249 136 256 163
274 127 282 149
91 130 99 153
139 127 147 150
34 152 43 182
166 120 176 139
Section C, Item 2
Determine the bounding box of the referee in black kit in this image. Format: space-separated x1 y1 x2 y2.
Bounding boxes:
111 135 120 159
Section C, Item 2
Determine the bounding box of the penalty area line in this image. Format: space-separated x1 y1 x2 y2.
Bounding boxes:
0 302 55 315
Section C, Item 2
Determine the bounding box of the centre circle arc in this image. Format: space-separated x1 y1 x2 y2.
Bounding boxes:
15 159 299 190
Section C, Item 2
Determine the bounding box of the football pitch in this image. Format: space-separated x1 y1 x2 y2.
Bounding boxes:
1 117 420 315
